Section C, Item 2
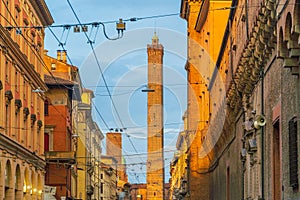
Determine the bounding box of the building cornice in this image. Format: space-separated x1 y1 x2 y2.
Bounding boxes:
0 25 48 92
0 133 46 169
30 0 54 26
226 0 277 109
180 0 202 20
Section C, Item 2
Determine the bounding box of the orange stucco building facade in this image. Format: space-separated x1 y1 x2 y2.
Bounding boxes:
179 0 231 199
0 0 53 199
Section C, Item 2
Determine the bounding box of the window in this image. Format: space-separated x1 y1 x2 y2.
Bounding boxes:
44 132 49 152
23 80 27 100
226 167 230 200
44 100 49 116
5 0 11 26
100 183 103 194
51 63 56 70
5 99 11 136
289 117 298 190
15 71 19 92
273 121 281 199
5 60 10 83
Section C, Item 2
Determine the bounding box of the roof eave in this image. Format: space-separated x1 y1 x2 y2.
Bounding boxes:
30 0 54 26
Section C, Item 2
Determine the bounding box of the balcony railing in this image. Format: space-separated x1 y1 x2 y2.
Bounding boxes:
45 151 76 164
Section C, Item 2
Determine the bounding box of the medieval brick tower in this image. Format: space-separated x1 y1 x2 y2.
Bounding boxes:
146 33 164 199
106 132 127 182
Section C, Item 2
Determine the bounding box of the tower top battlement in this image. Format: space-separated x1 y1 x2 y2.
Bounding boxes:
147 32 164 50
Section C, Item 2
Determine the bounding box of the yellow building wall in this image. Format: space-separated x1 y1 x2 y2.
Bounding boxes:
76 89 95 199
77 121 87 199
43 51 77 81
181 0 231 199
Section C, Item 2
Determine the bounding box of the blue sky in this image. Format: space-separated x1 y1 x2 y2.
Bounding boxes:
44 0 187 183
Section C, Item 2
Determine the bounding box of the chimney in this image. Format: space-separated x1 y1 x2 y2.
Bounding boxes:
62 50 67 63
57 50 62 61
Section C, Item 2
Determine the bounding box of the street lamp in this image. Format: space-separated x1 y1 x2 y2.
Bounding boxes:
141 86 155 93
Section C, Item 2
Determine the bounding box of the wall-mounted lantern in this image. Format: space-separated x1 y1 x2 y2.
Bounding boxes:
240 148 247 161
15 99 22 114
5 90 13 105
37 120 43 129
23 107 30 120
105 167 113 176
248 138 257 152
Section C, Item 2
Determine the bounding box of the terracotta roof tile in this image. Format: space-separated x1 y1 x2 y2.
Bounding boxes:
44 74 76 86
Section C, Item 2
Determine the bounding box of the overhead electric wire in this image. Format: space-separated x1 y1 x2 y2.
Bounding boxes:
49 3 144 181
3 2 300 30
1 1 182 181
1 1 76 97
47 27 111 130
65 1 150 180
47 27 120 160
1 0 116 162
88 82 204 88
0 1 71 122
124 13 179 22
66 0 141 156
47 15 158 179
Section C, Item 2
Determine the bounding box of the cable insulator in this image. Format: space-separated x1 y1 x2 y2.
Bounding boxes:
116 18 126 32
129 17 137 21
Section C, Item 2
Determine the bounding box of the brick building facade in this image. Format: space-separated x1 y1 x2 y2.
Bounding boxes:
173 0 300 199
44 51 82 199
208 0 300 199
106 132 128 183
178 0 231 199
146 33 165 199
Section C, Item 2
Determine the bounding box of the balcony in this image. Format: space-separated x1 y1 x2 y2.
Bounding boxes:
45 151 76 164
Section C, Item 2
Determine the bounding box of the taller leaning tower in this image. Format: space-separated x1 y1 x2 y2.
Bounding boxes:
146 33 164 199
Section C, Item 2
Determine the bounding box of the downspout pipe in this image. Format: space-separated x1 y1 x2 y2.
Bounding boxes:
242 111 246 200
261 66 265 200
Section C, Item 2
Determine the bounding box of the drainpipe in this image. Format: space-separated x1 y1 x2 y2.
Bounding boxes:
242 111 246 200
186 151 191 200
260 65 265 200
